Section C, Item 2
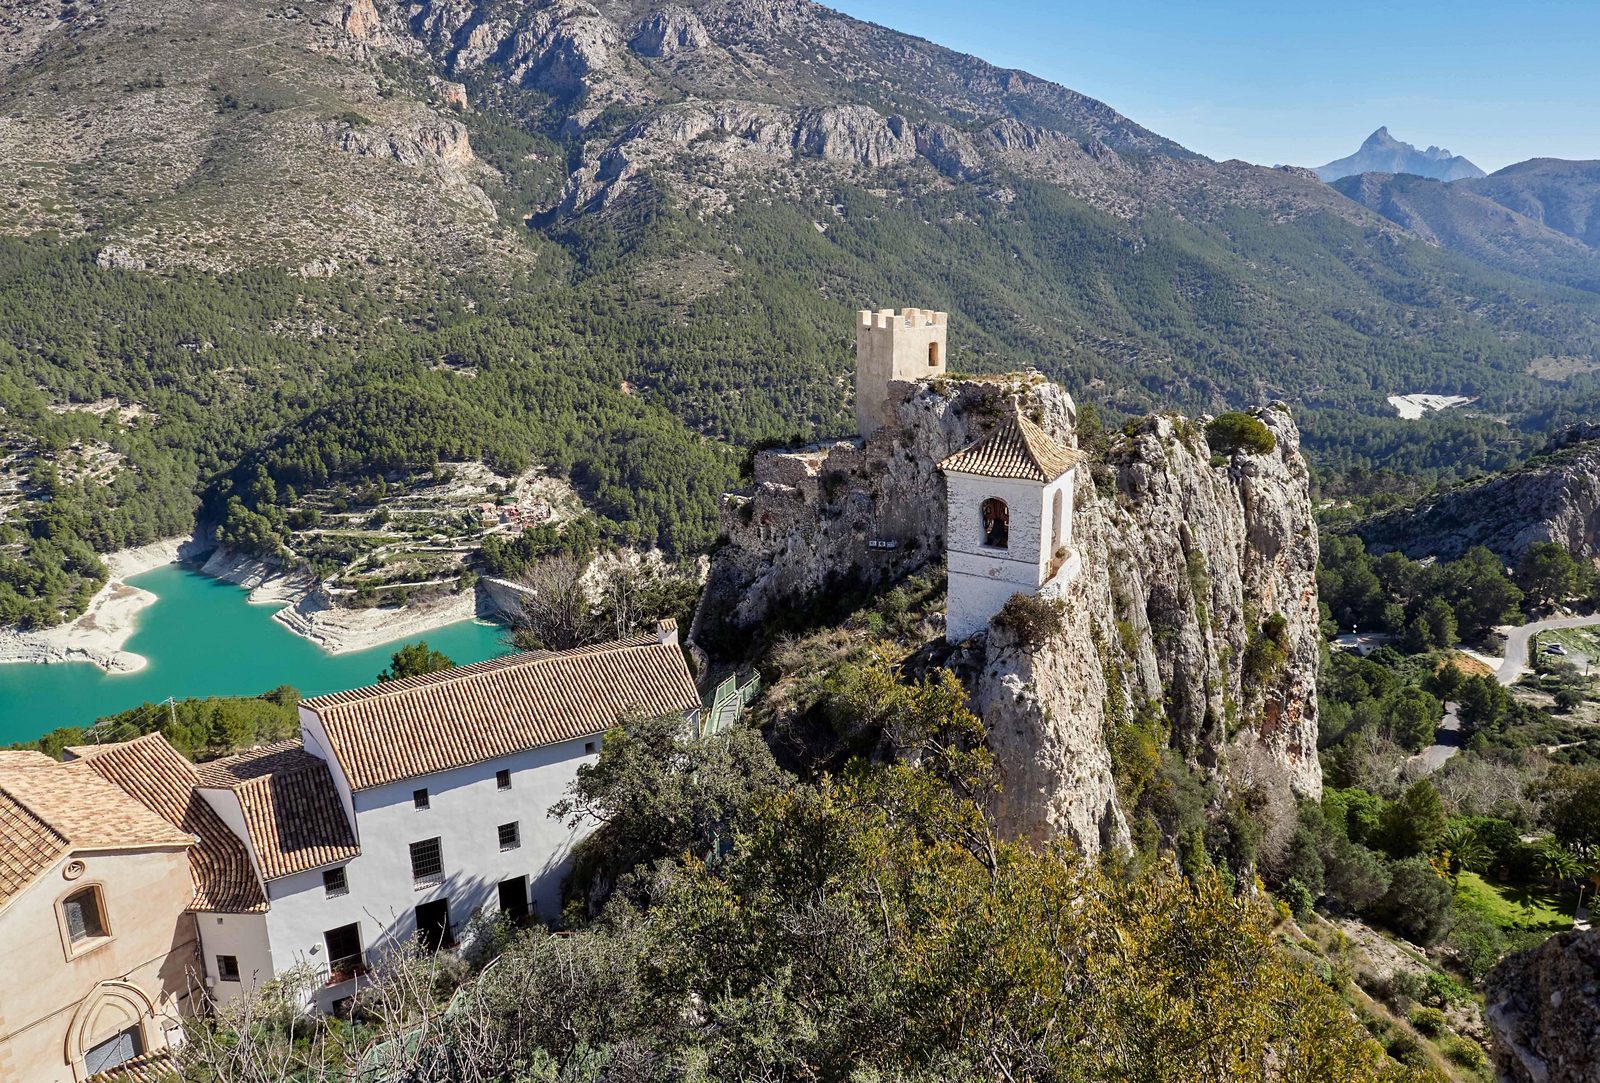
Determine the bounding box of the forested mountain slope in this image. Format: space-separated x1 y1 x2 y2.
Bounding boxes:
1331 171 1600 295
6 0 1600 625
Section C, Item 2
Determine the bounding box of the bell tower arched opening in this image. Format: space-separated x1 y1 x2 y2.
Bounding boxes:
980 498 1009 549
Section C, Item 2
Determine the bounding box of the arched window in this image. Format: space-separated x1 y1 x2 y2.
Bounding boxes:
928 341 941 367
981 498 1009 549
1051 489 1065 552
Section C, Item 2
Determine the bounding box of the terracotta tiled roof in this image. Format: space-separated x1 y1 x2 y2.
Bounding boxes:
74 735 267 913
0 755 194 909
940 410 1087 482
0 788 69 908
88 1049 178 1082
199 742 359 880
0 749 57 766
303 636 701 791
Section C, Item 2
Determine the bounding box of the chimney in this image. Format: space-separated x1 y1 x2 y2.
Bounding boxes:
654 618 679 647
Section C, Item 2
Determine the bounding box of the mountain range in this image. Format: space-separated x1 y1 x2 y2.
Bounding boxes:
4 0 1600 623
1313 126 1485 182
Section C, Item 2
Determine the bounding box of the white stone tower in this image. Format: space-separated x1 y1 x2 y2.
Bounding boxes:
939 406 1086 642
855 307 948 438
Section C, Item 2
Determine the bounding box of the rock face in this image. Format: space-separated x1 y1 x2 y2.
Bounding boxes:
692 374 1322 853
1486 928 1600 1083
629 5 711 56
1358 430 1600 562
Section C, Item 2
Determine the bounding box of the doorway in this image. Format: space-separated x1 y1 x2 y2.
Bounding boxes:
498 876 530 923
414 898 451 951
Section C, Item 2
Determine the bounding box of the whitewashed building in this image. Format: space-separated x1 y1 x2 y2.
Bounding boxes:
940 408 1086 642
71 620 700 1012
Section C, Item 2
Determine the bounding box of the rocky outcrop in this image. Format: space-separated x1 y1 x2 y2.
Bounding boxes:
1486 928 1600 1083
693 374 1322 853
329 116 477 168
342 0 381 41
629 5 711 57
1358 432 1600 562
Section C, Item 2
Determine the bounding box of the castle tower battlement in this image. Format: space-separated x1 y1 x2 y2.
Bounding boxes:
855 307 948 437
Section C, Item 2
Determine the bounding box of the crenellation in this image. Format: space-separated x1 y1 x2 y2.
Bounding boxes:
855 304 949 437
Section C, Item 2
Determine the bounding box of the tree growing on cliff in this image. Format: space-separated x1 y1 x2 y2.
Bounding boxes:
1205 411 1276 456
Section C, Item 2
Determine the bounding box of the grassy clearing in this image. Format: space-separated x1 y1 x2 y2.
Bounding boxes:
1455 871 1574 933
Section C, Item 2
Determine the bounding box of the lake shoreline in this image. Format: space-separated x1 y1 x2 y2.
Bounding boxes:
0 539 504 675
0 537 191 673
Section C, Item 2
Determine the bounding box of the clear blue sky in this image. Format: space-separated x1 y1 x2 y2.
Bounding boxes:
830 0 1598 172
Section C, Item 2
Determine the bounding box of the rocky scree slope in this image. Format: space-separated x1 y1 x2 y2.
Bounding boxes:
1357 425 1600 562
692 374 1321 854
0 0 519 277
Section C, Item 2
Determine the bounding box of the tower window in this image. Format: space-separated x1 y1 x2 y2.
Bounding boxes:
1052 489 1065 552
928 341 941 367
980 498 1009 549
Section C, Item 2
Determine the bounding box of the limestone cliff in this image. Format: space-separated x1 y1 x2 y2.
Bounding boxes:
1359 428 1600 562
692 375 1322 853
1486 928 1600 1083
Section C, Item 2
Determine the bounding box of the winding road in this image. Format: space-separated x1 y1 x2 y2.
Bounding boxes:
1492 614 1600 686
1409 613 1600 775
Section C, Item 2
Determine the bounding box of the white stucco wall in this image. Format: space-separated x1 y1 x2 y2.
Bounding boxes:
945 468 1076 642
254 735 600 1008
193 912 273 1008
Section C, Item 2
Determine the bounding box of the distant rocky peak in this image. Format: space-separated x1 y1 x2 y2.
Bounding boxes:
1315 126 1485 183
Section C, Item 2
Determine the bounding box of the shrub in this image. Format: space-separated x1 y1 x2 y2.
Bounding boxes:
1204 411 1276 456
1445 911 1508 982
1375 858 1455 945
1442 1036 1487 1069
1280 878 1315 918
993 593 1066 650
1409 1006 1446 1037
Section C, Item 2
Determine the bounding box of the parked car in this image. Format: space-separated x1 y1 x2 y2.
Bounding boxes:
1544 643 1569 656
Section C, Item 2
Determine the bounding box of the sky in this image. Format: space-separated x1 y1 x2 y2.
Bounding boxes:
830 0 1599 173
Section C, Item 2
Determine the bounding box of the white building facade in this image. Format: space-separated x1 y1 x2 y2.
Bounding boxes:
66 620 701 1015
940 409 1086 642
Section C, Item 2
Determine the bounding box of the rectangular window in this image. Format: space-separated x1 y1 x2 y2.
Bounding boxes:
584 741 597 755
324 922 363 981
413 788 430 810
217 954 241 982
323 867 349 898
498 821 520 851
409 837 444 887
63 886 107 943
495 768 511 790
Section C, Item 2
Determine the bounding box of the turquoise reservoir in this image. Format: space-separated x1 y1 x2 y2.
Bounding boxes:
0 564 514 746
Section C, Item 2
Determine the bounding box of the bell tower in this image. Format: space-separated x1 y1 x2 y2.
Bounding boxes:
939 405 1086 642
855 307 948 438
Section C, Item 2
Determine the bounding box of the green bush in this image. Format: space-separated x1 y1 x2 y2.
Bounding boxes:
992 593 1066 650
1204 411 1276 456
1441 1036 1487 1070
1375 858 1455 945
1280 878 1315 918
1409 1006 1446 1037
